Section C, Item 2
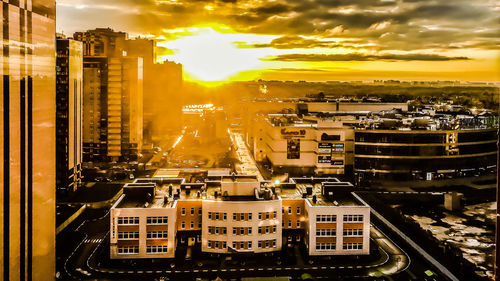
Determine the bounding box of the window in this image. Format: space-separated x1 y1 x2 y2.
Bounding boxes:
146 231 168 239
316 215 336 222
343 229 363 236
248 213 252 221
248 227 252 235
282 207 285 214
118 232 139 239
343 215 363 222
208 241 212 248
146 245 168 253
222 242 226 248
316 243 336 251
288 208 292 215
117 246 139 254
190 221 194 229
248 241 252 249
233 228 237 235
232 242 236 249
297 207 301 215
198 208 202 215
181 208 186 216
181 221 185 229
233 213 237 221
215 213 219 220
190 208 194 215
208 212 212 220
316 229 336 236
343 243 363 250
258 227 262 234
272 225 277 233
198 221 202 228
266 212 270 219
272 240 276 248
258 213 262 220
296 221 301 228
147 216 168 224
240 213 244 221
273 211 277 219
117 217 139 225
223 213 227 221
288 220 292 228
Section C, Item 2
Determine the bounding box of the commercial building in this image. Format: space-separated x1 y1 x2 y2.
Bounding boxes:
0 1 56 280
56 38 84 193
250 108 498 183
110 170 370 259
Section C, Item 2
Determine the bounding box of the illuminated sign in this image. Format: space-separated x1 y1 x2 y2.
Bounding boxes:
331 160 344 166
318 155 331 163
281 128 306 138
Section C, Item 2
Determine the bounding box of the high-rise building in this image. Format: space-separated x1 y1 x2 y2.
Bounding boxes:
125 38 183 141
82 56 143 161
82 57 108 161
74 28 127 57
56 38 83 194
0 1 56 280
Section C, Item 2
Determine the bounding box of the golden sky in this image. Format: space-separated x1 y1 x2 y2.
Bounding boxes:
57 0 500 82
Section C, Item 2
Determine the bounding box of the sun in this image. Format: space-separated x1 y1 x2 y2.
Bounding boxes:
157 25 268 82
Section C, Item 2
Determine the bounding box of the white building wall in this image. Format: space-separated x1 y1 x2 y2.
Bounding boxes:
201 200 282 253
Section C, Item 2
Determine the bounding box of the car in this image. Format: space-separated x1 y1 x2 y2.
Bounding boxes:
129 174 135 180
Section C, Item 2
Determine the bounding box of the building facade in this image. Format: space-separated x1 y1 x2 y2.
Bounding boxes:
109 172 370 259
250 110 498 183
56 38 83 193
82 56 143 161
0 1 56 280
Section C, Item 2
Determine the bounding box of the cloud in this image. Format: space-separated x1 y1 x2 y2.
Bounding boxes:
262 53 470 62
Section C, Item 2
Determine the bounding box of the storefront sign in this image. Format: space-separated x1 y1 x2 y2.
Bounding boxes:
281 128 306 138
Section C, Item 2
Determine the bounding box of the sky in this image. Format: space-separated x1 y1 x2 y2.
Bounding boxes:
57 0 500 82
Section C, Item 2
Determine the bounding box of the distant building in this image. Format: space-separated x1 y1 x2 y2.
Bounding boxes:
109 171 370 259
56 38 84 193
0 1 56 279
82 56 143 161
248 104 498 183
75 28 182 150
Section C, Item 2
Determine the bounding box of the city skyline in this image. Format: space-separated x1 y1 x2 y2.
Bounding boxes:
56 0 500 83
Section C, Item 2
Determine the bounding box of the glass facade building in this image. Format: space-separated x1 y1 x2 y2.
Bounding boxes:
0 1 56 280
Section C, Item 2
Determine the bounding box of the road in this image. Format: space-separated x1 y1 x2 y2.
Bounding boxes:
229 129 264 181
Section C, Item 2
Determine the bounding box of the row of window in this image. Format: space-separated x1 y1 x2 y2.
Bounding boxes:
258 225 277 234
207 212 227 221
316 243 336 251
146 245 168 253
181 208 202 216
233 212 252 221
180 221 201 229
117 217 139 225
117 246 139 254
117 232 139 240
258 211 278 220
207 240 227 249
316 229 336 237
343 243 363 250
344 215 364 222
208 226 227 235
282 206 301 215
233 227 252 235
147 231 168 239
146 216 168 225
316 215 336 222
343 229 363 236
282 220 302 228
258 239 277 249
232 241 252 250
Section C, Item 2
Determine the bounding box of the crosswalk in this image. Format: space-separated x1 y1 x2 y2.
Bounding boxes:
84 238 103 244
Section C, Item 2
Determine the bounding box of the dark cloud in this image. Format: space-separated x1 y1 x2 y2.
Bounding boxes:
263 53 470 62
57 0 500 53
